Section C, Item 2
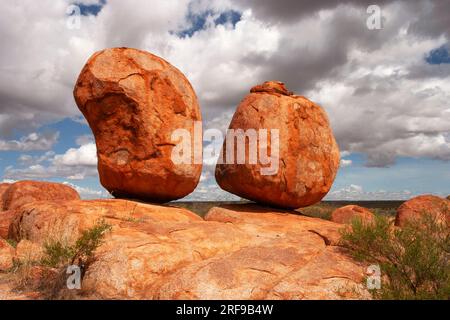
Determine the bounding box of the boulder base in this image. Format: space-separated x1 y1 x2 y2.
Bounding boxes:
9 201 369 300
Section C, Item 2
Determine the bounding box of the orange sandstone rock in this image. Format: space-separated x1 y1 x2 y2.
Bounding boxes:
215 81 339 209
395 195 449 227
14 240 44 264
0 238 14 272
0 211 15 239
74 47 202 202
1 180 79 211
11 201 367 299
331 205 375 225
152 205 367 300
0 183 10 211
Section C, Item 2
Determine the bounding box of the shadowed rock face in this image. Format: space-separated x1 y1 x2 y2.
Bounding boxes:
331 205 375 225
0 183 10 208
8 200 369 300
215 81 340 209
395 195 450 227
74 47 202 202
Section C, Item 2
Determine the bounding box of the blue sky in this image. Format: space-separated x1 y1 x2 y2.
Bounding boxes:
0 0 449 200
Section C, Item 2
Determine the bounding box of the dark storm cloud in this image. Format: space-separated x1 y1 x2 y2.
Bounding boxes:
231 0 396 23
408 0 450 39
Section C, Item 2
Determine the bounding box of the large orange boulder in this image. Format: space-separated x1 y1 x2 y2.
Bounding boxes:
74 47 202 202
1 180 79 211
10 201 368 300
395 195 449 227
331 205 375 225
215 81 340 209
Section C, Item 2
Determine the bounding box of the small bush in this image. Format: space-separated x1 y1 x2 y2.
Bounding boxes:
10 259 37 289
72 220 112 265
5 239 17 248
41 220 112 269
41 241 74 268
34 220 112 299
7 220 112 298
340 213 449 300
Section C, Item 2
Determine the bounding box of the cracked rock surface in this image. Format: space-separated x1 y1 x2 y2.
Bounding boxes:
73 48 202 202
4 200 369 300
215 81 340 209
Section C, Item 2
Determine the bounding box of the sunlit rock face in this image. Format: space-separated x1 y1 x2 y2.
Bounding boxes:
215 81 340 209
74 48 202 202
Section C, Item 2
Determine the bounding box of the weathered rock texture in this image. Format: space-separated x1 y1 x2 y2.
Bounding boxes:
0 181 79 239
0 211 15 239
8 201 368 300
395 195 449 227
14 240 44 264
331 205 375 225
0 183 10 209
74 47 202 202
1 180 79 211
0 239 14 272
215 81 340 209
154 205 368 300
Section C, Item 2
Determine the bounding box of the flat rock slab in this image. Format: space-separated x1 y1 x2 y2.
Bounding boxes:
5 200 369 300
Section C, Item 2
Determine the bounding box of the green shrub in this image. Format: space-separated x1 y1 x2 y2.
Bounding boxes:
41 241 74 268
72 219 112 265
41 220 112 269
5 239 17 248
340 213 449 300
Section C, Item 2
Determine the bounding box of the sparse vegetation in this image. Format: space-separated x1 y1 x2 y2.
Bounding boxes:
175 200 401 219
5 239 17 248
297 202 336 220
41 219 112 268
9 258 37 289
340 213 449 300
9 220 112 298
298 201 399 220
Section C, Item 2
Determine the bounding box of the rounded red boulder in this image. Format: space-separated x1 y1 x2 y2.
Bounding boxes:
395 195 449 227
2 180 80 211
74 48 202 202
215 81 340 209
331 205 375 224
